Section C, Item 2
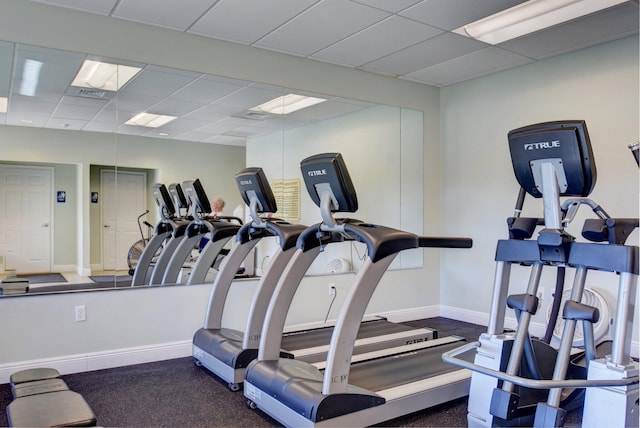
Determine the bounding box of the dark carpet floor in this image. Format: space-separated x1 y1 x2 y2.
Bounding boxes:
0 318 586 427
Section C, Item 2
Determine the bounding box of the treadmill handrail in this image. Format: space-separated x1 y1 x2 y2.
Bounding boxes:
442 341 639 389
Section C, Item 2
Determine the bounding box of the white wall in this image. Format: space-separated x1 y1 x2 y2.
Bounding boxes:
440 36 639 346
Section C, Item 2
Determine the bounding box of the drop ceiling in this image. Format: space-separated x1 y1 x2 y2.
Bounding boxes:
1 0 638 146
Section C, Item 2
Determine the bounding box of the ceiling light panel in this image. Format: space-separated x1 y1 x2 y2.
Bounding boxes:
0 97 7 113
453 0 629 45
71 60 141 91
125 112 177 128
250 94 327 115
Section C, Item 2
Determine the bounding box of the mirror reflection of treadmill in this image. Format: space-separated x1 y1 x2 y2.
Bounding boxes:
131 183 181 286
151 179 241 286
242 154 474 426
192 165 440 392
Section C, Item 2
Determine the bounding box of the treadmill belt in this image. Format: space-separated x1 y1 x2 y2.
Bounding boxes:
347 340 468 392
281 319 420 351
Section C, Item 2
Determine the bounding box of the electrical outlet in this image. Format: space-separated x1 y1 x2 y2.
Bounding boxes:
75 305 86 322
328 283 336 296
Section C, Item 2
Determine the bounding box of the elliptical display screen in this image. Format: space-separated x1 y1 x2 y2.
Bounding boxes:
508 120 596 198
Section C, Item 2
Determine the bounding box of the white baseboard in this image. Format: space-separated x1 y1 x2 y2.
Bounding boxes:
376 305 440 323
2 306 637 384
0 340 191 384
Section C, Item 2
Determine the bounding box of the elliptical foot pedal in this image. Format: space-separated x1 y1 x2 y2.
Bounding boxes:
490 388 520 420
534 403 567 427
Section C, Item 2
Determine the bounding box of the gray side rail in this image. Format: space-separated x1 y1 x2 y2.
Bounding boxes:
442 341 639 389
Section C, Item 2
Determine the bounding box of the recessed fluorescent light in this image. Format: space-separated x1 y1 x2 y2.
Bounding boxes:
19 59 43 96
0 97 7 113
125 112 177 128
71 60 141 91
250 94 327 115
453 0 628 45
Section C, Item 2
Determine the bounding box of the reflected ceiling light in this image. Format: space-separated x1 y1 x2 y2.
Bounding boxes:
19 59 43 96
0 97 7 113
71 60 141 91
125 112 177 128
250 94 326 115
453 0 628 45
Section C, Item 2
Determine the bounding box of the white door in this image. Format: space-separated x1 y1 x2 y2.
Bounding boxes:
0 165 52 274
101 170 146 271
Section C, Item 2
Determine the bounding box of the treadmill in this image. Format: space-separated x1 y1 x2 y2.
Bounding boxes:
151 179 241 286
243 153 474 426
131 183 183 286
193 167 438 391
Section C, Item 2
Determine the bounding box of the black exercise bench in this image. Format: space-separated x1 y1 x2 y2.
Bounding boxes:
6 368 96 427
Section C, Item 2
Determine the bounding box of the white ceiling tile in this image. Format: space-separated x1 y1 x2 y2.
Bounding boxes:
311 16 442 67
499 2 639 60
119 69 197 99
149 99 208 117
83 120 117 133
112 0 217 31
400 0 526 30
171 77 247 104
350 0 422 13
182 103 238 122
203 135 246 146
13 44 85 101
52 102 104 120
211 86 285 111
59 95 109 108
28 0 118 15
106 92 162 113
254 0 389 56
190 0 318 44
362 31 486 76
403 47 532 86
154 117 211 133
45 117 89 130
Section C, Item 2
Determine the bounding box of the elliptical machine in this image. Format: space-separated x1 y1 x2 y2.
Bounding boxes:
444 120 638 427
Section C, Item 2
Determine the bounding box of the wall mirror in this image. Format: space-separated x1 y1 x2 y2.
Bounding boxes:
0 41 423 296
